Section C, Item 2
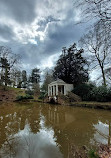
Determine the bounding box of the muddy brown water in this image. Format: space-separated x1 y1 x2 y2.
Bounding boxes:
0 102 111 158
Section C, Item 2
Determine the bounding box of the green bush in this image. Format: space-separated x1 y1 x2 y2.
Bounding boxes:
90 86 108 102
16 94 33 101
73 83 111 102
25 94 34 99
25 89 34 96
72 83 95 101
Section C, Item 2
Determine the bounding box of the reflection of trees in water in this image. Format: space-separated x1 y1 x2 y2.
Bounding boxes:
94 120 111 146
41 105 96 157
93 111 111 146
0 136 20 158
18 134 37 158
0 103 41 151
0 115 63 158
0 103 111 158
0 123 39 158
41 105 111 158
0 133 36 158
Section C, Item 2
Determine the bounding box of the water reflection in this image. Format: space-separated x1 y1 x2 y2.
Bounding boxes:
0 114 63 158
94 121 111 145
0 104 41 150
41 105 111 157
0 103 111 158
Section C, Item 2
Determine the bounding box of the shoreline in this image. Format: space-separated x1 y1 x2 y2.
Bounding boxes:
70 101 111 110
1 99 111 111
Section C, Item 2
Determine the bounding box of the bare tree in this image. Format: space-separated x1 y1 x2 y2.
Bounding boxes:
80 22 110 86
0 46 21 86
75 0 111 42
75 0 111 23
75 0 111 86
102 67 111 84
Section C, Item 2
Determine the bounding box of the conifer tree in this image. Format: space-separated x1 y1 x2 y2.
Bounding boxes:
0 57 11 86
53 43 89 85
22 70 27 88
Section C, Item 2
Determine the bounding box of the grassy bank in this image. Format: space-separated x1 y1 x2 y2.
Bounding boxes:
71 101 111 110
0 86 41 103
0 86 25 102
1 85 111 111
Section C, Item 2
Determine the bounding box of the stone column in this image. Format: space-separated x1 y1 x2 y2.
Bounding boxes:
52 86 53 96
53 85 55 96
64 85 66 95
55 85 56 96
51 86 52 96
48 85 50 96
56 84 58 96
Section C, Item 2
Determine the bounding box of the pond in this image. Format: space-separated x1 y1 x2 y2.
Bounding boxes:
0 102 111 158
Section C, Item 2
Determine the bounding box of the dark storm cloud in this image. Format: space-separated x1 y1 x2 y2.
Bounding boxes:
0 0 37 24
40 21 86 56
0 24 15 40
0 0 88 72
8 42 42 70
2 20 86 71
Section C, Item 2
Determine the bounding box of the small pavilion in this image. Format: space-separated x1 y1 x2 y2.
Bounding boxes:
48 79 73 97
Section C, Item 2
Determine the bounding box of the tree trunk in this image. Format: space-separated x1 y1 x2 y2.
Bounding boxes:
101 66 106 86
5 68 8 86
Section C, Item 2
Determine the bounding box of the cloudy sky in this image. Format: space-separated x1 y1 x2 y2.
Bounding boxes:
0 0 88 75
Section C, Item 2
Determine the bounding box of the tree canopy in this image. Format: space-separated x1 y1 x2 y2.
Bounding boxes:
53 43 89 85
30 68 40 84
0 46 20 86
41 72 53 92
80 22 111 86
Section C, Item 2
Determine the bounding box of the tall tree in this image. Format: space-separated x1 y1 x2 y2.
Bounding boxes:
105 67 111 83
10 68 19 87
97 67 111 84
0 57 11 86
75 0 111 86
30 68 40 84
16 70 22 88
28 68 40 92
53 43 89 85
80 23 110 86
22 70 27 88
32 83 40 95
0 46 20 86
75 0 111 23
41 72 53 92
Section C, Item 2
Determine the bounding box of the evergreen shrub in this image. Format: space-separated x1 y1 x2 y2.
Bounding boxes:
25 89 34 96
16 94 33 101
73 83 111 102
